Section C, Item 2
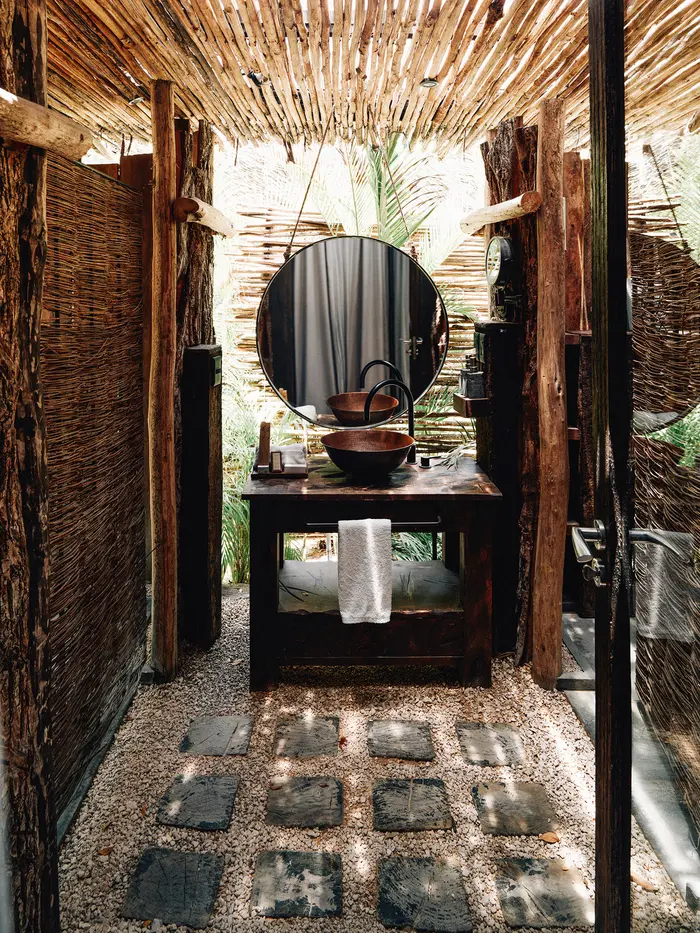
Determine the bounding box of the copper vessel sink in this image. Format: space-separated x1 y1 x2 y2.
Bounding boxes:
327 391 399 426
321 429 414 475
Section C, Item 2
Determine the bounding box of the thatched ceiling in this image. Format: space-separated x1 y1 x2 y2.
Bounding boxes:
47 0 699 153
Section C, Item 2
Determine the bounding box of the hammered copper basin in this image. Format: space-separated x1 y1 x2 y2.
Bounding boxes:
321 429 414 475
327 391 399 426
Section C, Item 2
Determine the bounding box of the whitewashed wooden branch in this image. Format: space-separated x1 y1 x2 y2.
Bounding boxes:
460 190 542 236
0 87 93 160
173 196 235 237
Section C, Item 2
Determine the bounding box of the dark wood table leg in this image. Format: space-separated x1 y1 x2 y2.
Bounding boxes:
249 501 279 691
459 503 493 687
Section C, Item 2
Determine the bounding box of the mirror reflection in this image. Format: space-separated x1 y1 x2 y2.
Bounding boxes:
257 235 448 427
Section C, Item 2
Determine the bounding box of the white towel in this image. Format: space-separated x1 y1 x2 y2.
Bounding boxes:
338 519 392 624
271 443 307 469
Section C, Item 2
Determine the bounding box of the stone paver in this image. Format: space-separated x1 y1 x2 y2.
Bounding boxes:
250 850 342 918
266 776 343 827
274 715 339 757
156 775 240 830
495 858 594 928
368 720 435 760
122 847 223 929
373 779 454 832
456 722 525 766
472 782 558 836
179 715 252 756
378 856 472 932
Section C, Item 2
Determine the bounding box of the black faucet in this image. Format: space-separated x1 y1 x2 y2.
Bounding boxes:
359 359 403 388
364 379 416 464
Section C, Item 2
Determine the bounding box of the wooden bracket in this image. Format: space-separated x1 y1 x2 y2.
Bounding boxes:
0 86 93 160
173 196 235 237
460 190 542 236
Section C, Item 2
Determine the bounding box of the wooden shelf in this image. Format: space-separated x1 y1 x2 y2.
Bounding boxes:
453 393 491 418
278 560 460 614
567 426 581 441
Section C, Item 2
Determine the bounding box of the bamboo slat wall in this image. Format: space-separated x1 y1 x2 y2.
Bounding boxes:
47 0 700 153
224 210 487 452
43 155 147 815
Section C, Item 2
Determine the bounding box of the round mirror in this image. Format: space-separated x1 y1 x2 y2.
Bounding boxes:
256 236 448 427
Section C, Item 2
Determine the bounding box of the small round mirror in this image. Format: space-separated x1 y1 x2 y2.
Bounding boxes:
256 235 448 427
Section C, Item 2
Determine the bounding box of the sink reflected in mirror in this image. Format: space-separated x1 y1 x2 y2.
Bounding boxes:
327 392 399 426
321 430 415 476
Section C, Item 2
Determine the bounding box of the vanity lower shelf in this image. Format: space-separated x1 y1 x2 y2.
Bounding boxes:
278 559 460 614
277 560 464 664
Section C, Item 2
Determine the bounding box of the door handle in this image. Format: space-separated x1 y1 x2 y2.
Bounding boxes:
572 520 606 563
629 528 693 565
571 520 607 586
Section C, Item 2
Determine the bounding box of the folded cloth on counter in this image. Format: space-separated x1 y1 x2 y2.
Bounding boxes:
271 444 307 468
338 519 392 624
296 405 317 422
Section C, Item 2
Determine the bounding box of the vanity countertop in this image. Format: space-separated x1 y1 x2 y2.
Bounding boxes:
242 455 501 501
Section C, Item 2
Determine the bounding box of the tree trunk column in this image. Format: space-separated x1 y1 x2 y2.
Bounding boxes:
0 0 61 929
149 80 179 679
532 98 569 689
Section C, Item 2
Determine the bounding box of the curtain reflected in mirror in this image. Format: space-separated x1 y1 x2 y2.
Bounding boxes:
257 236 447 426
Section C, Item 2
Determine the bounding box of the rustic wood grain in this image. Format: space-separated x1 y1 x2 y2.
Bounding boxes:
149 79 178 680
0 0 61 928
589 0 633 926
531 98 568 690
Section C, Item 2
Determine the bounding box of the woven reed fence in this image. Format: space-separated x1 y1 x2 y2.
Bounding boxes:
226 208 488 454
43 155 146 815
630 230 700 844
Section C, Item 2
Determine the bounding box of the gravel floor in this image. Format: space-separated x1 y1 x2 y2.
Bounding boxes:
59 589 699 932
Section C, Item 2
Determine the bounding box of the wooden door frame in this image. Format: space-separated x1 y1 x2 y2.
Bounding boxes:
589 0 633 930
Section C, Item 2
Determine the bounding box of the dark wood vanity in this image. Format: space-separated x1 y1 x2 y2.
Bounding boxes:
243 457 501 691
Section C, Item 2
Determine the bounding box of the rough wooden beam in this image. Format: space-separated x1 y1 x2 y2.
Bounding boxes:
531 98 569 690
460 190 542 235
590 0 633 927
0 87 93 160
563 151 585 332
149 79 178 680
0 0 61 930
173 196 235 237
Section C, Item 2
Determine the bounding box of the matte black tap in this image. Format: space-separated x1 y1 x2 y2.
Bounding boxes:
364 379 416 464
359 359 403 388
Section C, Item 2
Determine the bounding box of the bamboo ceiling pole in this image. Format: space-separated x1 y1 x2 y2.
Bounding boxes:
0 87 94 160
531 98 569 690
149 79 178 681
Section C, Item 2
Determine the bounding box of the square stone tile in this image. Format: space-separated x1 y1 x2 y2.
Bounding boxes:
368 720 435 761
156 775 240 830
495 858 594 928
250 850 342 918
456 722 525 766
472 783 558 836
122 847 223 929
373 779 454 832
274 716 339 757
266 776 343 828
378 856 472 932
179 715 252 756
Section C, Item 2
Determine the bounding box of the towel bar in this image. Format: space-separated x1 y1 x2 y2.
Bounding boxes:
303 519 443 532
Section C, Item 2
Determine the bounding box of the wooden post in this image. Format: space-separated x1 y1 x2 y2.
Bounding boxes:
589 0 633 927
563 151 585 332
0 0 61 929
460 190 542 235
149 80 178 680
531 98 568 689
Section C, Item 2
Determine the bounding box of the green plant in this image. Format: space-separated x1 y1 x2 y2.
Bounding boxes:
654 404 700 467
391 532 441 562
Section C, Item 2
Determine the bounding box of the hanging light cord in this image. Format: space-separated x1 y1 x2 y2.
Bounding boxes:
285 111 334 261
643 143 687 251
